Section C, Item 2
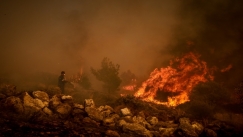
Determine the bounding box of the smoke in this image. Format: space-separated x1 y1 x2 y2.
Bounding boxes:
170 0 243 87
0 0 179 84
0 0 242 89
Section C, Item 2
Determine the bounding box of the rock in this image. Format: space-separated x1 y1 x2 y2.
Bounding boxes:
84 99 95 108
0 93 6 99
61 95 73 104
23 92 45 111
82 117 100 127
56 103 72 119
118 119 127 127
43 107 53 116
178 117 197 137
49 95 62 109
159 127 176 137
73 103 84 109
157 121 178 128
146 116 158 126
192 121 204 135
204 128 217 137
85 107 103 121
121 107 132 116
72 108 85 115
122 122 153 137
103 114 120 126
132 116 151 129
4 96 24 113
61 95 72 100
32 91 49 107
105 130 120 137
0 84 20 96
32 91 49 102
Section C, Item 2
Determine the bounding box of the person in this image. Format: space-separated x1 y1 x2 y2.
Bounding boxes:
58 71 67 94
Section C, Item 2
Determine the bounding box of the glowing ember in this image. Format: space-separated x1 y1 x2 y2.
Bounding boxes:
221 64 232 72
134 52 214 107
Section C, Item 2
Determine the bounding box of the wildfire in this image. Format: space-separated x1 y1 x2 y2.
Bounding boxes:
134 52 214 107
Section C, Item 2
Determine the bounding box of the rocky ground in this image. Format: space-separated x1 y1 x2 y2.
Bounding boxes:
0 84 243 137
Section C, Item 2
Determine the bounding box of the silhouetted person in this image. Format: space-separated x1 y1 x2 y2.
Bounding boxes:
58 71 67 94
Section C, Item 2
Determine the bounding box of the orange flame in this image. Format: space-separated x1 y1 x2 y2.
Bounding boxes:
134 52 214 107
221 64 232 72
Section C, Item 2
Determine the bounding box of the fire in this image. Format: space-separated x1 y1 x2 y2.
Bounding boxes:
134 52 214 107
221 64 232 72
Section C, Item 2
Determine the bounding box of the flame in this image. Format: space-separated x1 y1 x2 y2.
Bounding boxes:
221 64 232 72
134 52 214 107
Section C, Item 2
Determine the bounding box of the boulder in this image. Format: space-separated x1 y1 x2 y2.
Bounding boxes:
56 103 72 119
120 107 132 116
43 107 53 116
84 99 95 108
178 117 197 137
146 116 158 126
132 116 151 129
0 84 20 96
159 127 176 137
192 121 204 135
4 96 24 113
122 122 153 137
61 95 73 104
103 114 120 126
105 130 120 137
32 91 49 102
85 107 103 121
49 95 62 109
0 93 6 99
73 103 84 109
204 128 217 137
22 92 45 111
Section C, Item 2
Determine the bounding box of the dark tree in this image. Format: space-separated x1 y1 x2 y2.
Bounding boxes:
91 57 121 93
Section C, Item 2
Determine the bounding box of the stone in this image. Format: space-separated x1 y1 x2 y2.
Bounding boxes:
85 107 103 121
73 103 84 109
146 116 158 126
4 96 24 113
43 107 53 116
49 95 62 109
103 114 120 125
121 107 132 116
204 128 217 137
32 91 49 102
84 99 95 108
23 92 45 111
178 117 197 137
0 93 6 99
0 84 19 96
56 103 72 119
105 130 120 137
159 127 176 137
122 122 153 137
192 121 204 135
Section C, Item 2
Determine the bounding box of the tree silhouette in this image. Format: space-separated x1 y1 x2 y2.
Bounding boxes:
91 57 121 93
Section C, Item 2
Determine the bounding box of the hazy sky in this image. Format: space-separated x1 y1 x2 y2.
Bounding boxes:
0 0 178 77
0 0 242 87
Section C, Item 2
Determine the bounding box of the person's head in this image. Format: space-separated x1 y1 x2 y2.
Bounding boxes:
61 71 65 75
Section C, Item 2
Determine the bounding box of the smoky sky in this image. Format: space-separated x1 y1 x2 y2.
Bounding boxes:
171 0 243 87
0 0 179 80
0 0 242 87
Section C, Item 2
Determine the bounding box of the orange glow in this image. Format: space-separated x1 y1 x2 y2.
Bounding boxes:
221 64 232 72
134 52 214 107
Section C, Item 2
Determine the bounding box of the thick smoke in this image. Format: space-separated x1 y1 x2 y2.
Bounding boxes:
0 0 179 86
0 0 242 89
170 0 243 88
